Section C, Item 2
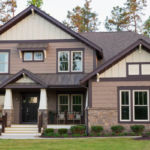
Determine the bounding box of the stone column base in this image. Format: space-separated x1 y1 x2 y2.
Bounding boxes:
38 109 48 129
3 109 13 127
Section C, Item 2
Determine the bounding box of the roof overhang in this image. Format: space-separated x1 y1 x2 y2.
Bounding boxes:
0 5 103 58
80 39 150 84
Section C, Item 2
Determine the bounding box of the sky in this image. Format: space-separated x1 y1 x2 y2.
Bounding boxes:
16 0 150 31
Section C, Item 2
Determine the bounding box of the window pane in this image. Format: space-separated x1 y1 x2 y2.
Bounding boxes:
135 106 148 120
73 105 81 112
72 52 82 71
24 52 32 61
121 106 129 120
59 52 69 71
73 96 81 104
60 96 68 104
135 91 147 105
121 92 129 105
0 52 8 73
60 105 68 112
34 52 43 61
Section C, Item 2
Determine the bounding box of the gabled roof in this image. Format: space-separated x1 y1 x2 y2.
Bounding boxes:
0 5 103 58
0 69 47 88
80 39 150 84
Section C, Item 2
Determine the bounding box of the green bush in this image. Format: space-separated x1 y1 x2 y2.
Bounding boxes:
91 126 103 134
58 128 68 135
70 125 86 135
130 125 145 135
111 125 124 134
142 132 150 137
72 134 82 137
43 128 54 136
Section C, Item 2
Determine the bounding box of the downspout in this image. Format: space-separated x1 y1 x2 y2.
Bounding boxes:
85 88 89 135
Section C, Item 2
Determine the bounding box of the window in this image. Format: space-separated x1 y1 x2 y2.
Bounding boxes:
58 51 69 72
0 95 4 109
0 52 9 73
120 91 130 121
128 64 140 75
58 95 69 112
34 52 43 61
133 90 149 121
23 51 44 61
141 64 150 75
71 94 83 112
58 50 83 72
71 51 83 72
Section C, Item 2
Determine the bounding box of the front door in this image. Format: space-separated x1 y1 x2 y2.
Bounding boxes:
21 94 39 123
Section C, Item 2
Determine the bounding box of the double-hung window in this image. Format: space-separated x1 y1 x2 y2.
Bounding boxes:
0 52 9 73
133 90 149 121
58 95 69 112
58 51 69 72
120 90 131 121
71 51 83 72
58 50 83 72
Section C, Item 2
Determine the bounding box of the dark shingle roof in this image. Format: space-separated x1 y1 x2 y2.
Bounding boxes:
81 31 150 63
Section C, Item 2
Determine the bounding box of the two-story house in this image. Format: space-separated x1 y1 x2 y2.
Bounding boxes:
0 5 150 134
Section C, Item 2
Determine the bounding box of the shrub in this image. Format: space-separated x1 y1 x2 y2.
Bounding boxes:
70 125 86 135
91 126 103 134
43 128 54 136
111 125 124 134
130 125 145 135
142 132 150 137
58 128 68 135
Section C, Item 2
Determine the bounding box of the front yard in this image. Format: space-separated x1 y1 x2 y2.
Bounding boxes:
0 138 150 150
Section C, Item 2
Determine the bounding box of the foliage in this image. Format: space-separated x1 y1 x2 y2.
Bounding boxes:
63 0 100 32
130 125 145 135
91 126 103 134
105 0 147 33
27 0 43 8
43 128 54 136
143 16 150 37
58 128 68 135
0 0 17 25
70 125 86 135
142 132 150 137
111 125 125 134
105 6 130 31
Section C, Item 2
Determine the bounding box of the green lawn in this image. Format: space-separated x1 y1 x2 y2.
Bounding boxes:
0 138 150 150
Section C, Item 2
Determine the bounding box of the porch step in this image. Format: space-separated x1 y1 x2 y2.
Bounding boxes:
3 124 40 136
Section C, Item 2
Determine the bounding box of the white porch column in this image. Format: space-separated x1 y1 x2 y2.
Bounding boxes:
38 89 48 129
4 89 13 110
3 89 13 127
39 89 47 110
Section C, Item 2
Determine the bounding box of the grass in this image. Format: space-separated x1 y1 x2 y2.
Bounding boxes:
0 138 150 150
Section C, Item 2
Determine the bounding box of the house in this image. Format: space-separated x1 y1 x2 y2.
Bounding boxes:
0 5 150 134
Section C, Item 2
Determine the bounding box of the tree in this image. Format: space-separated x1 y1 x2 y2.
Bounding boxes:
105 6 130 31
0 0 17 25
125 0 147 33
63 0 100 32
27 0 43 8
105 0 147 33
143 17 150 37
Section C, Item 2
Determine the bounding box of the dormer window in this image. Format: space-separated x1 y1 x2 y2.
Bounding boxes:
23 51 44 62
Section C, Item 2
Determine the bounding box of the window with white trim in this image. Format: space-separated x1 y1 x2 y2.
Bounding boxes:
58 50 83 72
58 51 69 72
133 90 149 121
120 90 130 121
0 52 9 73
71 51 83 72
71 94 83 112
58 94 69 112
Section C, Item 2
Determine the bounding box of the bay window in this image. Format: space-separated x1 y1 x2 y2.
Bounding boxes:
0 52 9 73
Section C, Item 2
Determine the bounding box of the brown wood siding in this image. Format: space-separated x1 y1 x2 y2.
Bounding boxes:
92 81 150 108
0 42 94 74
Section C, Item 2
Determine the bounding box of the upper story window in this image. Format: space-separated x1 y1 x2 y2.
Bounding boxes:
127 62 150 76
0 52 9 73
58 50 83 73
23 51 44 62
